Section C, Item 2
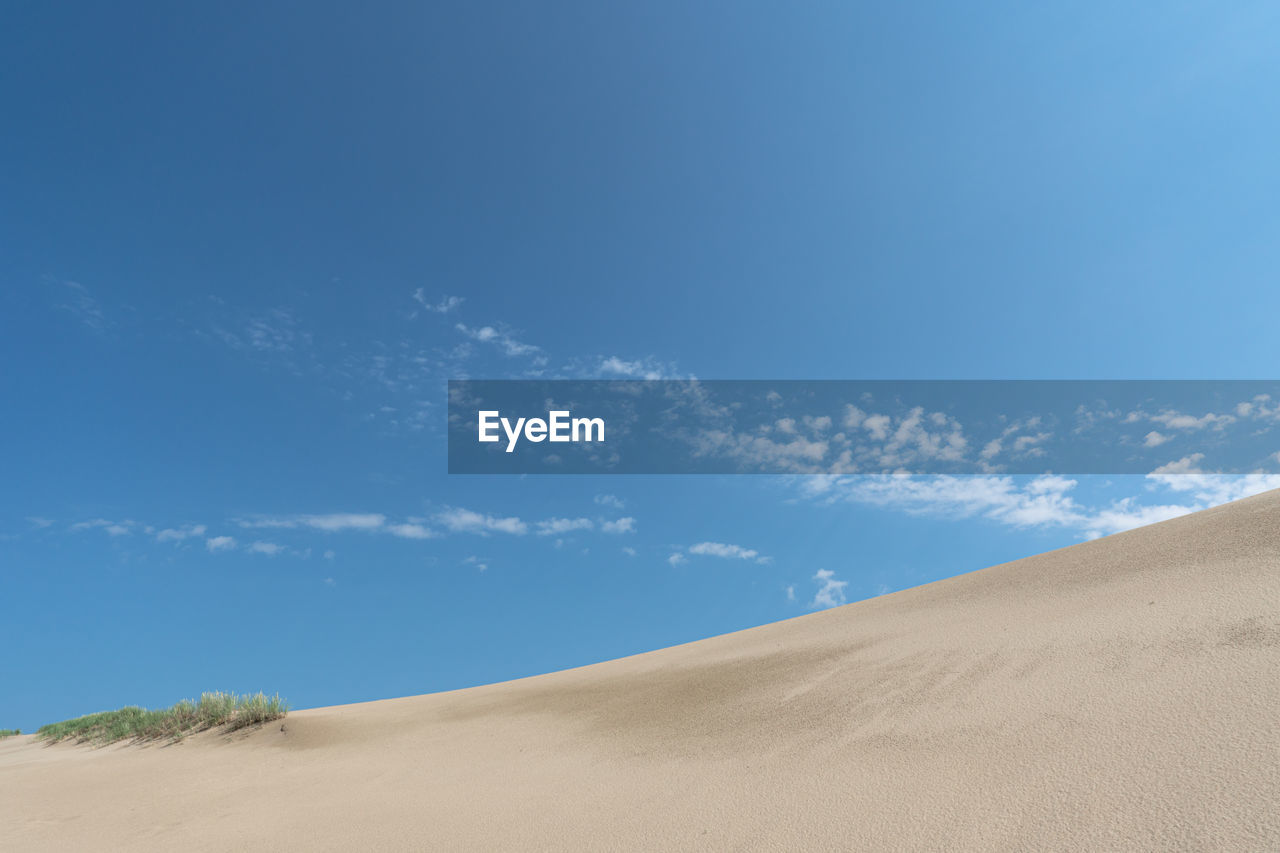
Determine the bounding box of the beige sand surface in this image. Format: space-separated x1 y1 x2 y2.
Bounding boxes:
3 489 1279 851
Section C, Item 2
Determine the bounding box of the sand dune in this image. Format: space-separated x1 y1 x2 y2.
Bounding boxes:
4 490 1279 851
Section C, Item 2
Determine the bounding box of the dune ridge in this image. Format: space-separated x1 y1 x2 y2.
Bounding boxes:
4 489 1279 851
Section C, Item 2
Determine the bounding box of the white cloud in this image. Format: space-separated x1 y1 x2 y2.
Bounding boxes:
248 541 284 556
386 522 437 540
464 555 489 572
155 524 207 542
1147 464 1280 506
594 494 625 510
600 517 636 534
70 518 133 537
599 356 653 378
667 553 686 566
687 541 767 562
412 290 464 314
977 417 1049 466
214 308 310 354
810 569 848 609
805 415 833 433
785 584 796 602
26 516 54 528
1235 394 1280 421
300 513 386 532
239 513 387 532
1143 431 1170 448
689 429 830 473
869 407 969 468
622 546 637 557
863 414 891 441
241 508 662 541
1071 498 1197 538
454 323 540 357
1149 454 1205 475
594 355 681 380
801 471 1280 541
436 507 528 535
535 517 594 536
206 536 237 552
55 280 109 331
809 474 1078 524
1126 408 1236 432
323 550 336 560
1150 410 1235 430
978 418 1051 466
690 403 968 475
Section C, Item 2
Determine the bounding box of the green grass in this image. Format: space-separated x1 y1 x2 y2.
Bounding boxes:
0 728 20 738
36 692 287 745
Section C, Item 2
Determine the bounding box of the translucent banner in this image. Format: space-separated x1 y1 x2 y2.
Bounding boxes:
447 380 1280 475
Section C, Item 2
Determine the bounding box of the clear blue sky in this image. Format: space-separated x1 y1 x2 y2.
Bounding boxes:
3 2 1279 731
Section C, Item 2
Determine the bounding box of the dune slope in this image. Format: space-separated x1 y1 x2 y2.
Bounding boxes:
3 490 1279 851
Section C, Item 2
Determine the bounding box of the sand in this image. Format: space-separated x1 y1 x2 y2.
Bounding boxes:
3 490 1279 851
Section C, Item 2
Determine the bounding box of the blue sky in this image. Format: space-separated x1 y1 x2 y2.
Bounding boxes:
3 2 1280 731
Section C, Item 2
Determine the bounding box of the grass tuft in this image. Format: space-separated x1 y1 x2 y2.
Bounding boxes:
36 692 287 745
0 728 20 738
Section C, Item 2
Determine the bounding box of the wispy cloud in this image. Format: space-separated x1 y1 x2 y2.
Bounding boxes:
1147 456 1280 504
386 522 437 540
154 524 207 542
1235 394 1280 422
412 290 464 314
594 356 684 380
535 517 594 536
238 513 387 532
689 428 831 473
54 280 110 331
978 417 1052 465
1143 431 1170 448
213 308 311 354
798 470 1280 540
436 507 529 535
593 494 625 510
248 541 285 556
206 535 237 552
600 517 636 534
1127 408 1236 431
809 569 848 609
238 511 449 540
676 389 1280 476
454 323 540 357
70 518 133 537
841 405 969 470
686 541 769 562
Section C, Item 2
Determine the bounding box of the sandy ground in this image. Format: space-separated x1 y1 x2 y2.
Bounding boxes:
3 490 1279 851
